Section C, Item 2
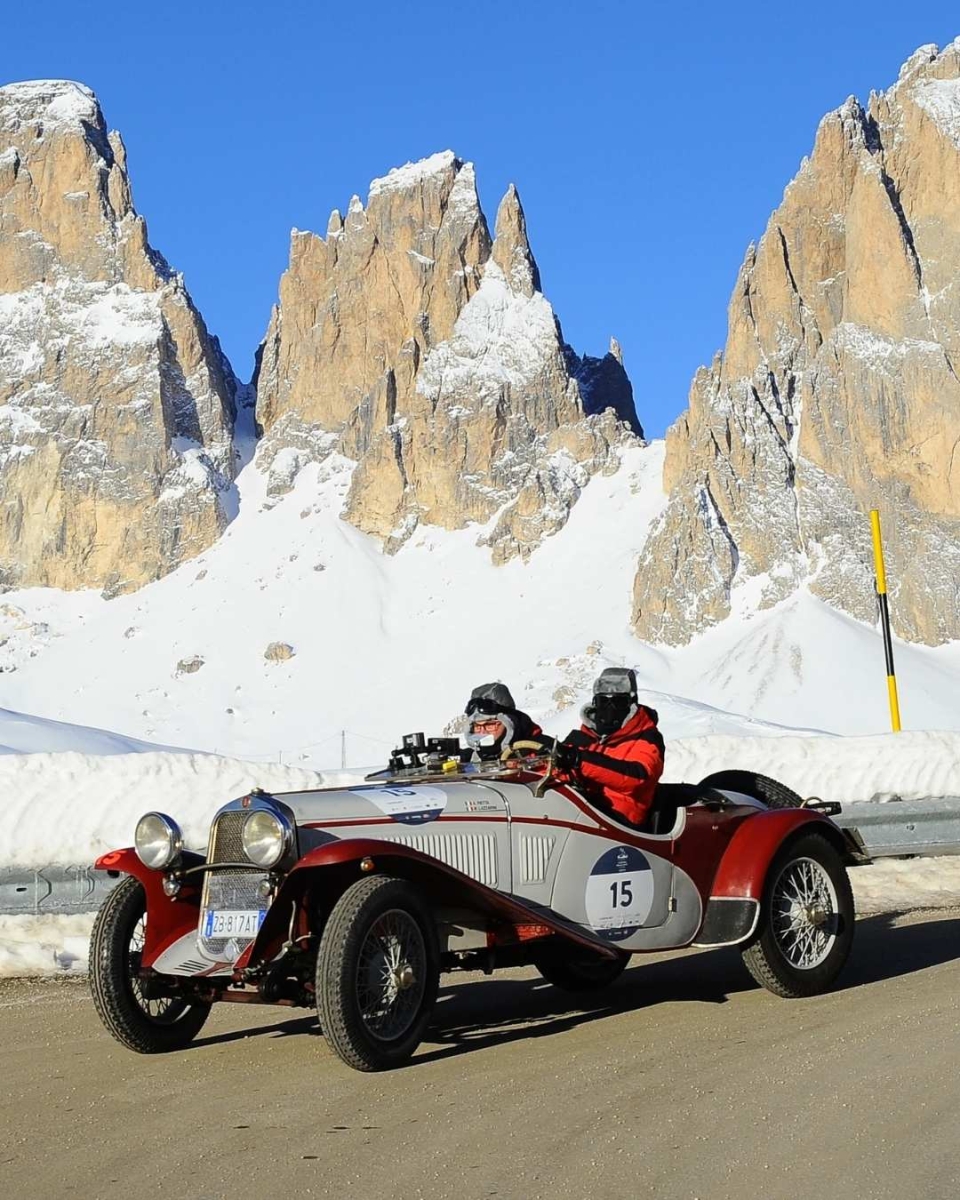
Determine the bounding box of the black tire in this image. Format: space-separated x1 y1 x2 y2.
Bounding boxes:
698 769 804 809
742 832 855 998
533 943 629 992
88 876 210 1052
316 875 440 1071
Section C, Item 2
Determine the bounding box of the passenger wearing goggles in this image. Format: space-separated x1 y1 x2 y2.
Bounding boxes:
464 682 553 760
554 667 664 827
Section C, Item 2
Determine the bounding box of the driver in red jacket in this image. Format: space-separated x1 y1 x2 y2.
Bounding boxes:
557 667 664 827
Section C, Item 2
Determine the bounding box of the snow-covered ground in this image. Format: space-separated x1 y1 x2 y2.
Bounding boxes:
2 439 959 767
4 865 959 979
6 728 960 872
3 439 960 976
0 708 188 755
2 722 960 976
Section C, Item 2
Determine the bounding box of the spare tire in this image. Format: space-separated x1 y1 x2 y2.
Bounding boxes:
697 769 803 809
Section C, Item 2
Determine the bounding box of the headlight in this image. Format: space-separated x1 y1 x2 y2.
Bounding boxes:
241 809 292 868
134 812 183 871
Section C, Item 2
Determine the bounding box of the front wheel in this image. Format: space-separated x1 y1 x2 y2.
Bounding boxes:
742 833 855 998
316 875 440 1071
89 876 210 1052
533 943 629 992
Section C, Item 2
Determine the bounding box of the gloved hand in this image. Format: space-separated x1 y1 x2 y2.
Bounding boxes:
552 739 581 772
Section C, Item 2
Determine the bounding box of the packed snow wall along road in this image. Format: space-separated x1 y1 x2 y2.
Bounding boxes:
3 731 960 975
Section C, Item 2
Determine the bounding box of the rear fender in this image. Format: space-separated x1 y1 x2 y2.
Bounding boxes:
697 810 848 947
240 838 621 970
94 847 205 967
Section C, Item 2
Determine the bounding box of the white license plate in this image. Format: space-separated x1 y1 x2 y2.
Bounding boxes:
202 910 266 939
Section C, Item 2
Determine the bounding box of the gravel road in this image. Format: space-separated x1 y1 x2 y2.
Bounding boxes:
2 909 958 1200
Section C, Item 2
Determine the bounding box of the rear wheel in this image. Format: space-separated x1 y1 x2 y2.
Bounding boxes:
88 876 210 1052
698 769 803 809
742 833 855 998
316 876 439 1071
533 943 629 992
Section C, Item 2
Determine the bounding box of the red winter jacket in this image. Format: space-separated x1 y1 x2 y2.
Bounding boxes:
570 706 664 827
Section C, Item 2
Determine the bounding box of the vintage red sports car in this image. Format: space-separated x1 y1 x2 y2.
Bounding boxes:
89 739 859 1071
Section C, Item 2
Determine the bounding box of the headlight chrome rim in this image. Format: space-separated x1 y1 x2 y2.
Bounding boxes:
241 809 292 868
134 812 183 871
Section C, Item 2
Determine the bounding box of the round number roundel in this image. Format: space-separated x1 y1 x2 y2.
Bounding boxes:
585 845 654 941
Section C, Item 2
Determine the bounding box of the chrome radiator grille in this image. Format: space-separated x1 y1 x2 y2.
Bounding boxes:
199 811 268 960
208 811 246 863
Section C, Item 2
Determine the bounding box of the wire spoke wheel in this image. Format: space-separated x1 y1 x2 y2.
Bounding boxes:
355 909 427 1042
742 833 855 999
89 876 211 1053
316 876 440 1071
126 914 186 1024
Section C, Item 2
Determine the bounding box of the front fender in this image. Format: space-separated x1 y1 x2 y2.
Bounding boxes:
709 809 846 901
239 837 621 970
694 810 846 947
94 848 205 967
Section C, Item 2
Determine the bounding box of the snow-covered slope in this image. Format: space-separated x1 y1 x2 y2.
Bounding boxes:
0 708 188 755
2 436 960 763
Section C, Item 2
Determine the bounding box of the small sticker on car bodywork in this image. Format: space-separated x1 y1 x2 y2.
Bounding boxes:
585 845 655 940
351 785 448 825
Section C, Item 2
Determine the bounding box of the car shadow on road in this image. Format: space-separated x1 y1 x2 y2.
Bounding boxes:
837 912 960 988
191 1013 320 1048
414 911 960 1066
188 911 959 1056
416 946 752 1065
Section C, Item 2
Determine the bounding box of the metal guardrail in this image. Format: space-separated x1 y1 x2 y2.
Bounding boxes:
0 866 120 917
833 797 960 860
2 797 959 916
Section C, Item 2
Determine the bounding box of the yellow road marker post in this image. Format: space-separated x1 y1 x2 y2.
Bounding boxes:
870 509 901 732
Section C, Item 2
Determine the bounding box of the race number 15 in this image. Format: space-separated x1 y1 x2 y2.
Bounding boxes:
610 879 633 908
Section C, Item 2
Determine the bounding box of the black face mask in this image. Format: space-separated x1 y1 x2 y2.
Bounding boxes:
593 693 632 735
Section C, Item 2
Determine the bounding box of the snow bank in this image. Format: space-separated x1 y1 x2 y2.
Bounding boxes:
0 707 184 756
0 751 325 869
3 864 959 979
666 731 960 803
4 729 960 872
0 914 94 977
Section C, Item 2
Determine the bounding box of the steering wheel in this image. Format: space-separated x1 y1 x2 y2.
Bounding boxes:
500 739 548 760
501 740 559 798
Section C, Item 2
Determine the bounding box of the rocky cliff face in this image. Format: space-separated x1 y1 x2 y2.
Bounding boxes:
255 151 639 560
633 41 960 647
0 80 236 595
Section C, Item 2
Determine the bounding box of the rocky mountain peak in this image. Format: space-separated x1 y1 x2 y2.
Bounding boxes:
491 183 541 297
255 150 639 560
0 79 236 596
632 41 960 648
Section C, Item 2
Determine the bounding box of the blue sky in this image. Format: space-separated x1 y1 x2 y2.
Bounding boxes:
3 1 959 437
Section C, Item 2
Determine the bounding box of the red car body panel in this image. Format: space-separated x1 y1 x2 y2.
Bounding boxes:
94 848 204 968
707 808 844 900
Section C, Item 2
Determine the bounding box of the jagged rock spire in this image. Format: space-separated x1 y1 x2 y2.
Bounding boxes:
255 151 639 561
491 183 541 297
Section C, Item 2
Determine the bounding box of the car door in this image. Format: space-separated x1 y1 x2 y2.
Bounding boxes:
548 804 702 951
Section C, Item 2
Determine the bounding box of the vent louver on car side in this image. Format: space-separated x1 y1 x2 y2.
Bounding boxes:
386 833 498 886
519 834 556 884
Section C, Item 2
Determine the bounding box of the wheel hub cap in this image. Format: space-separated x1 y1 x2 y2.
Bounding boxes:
771 857 840 970
394 963 416 990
